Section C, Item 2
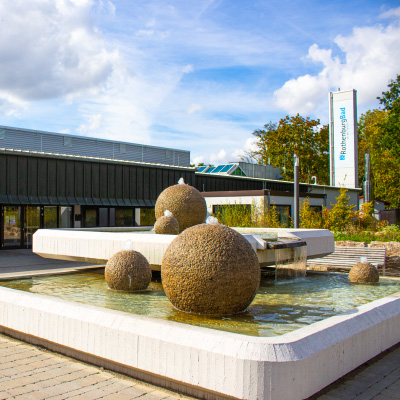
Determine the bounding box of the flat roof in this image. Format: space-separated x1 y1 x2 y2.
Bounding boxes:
0 148 194 171
0 124 190 154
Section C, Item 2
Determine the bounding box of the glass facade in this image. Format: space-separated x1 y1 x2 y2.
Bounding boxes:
3 206 21 248
140 208 156 226
115 208 135 227
1 205 73 249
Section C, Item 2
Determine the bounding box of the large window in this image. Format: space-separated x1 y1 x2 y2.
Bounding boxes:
25 206 41 247
140 208 156 226
275 205 291 227
59 207 73 228
115 208 135 227
83 208 98 227
44 206 58 228
3 206 21 247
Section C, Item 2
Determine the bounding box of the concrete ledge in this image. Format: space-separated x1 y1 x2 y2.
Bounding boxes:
33 228 334 268
0 286 399 400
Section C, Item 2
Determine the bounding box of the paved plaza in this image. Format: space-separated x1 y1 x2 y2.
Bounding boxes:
0 250 399 399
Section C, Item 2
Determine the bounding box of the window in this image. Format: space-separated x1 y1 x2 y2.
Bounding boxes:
275 205 291 227
140 208 156 226
120 143 126 153
310 205 322 214
115 208 134 226
0 129 5 139
83 208 98 227
43 206 58 228
64 136 72 147
59 207 73 228
165 150 172 159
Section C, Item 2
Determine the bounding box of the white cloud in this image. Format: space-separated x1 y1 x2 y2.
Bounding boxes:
0 0 120 107
210 149 227 165
187 103 204 114
192 155 204 165
77 114 103 135
274 8 400 117
232 136 258 161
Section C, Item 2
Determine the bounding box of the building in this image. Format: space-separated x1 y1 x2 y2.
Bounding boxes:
0 125 190 167
0 126 361 250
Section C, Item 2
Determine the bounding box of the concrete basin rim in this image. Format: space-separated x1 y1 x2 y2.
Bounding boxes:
0 285 399 362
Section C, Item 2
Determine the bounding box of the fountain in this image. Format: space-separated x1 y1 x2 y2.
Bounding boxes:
0 183 399 400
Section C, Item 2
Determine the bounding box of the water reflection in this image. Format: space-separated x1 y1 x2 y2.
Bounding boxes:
0 272 399 337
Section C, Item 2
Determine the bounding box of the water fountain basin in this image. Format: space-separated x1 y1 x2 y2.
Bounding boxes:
32 226 334 269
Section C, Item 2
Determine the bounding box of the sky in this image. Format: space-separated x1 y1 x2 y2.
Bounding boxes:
0 0 400 165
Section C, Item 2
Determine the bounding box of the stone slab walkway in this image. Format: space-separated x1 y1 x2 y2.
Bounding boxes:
1 333 399 400
0 333 185 400
312 343 400 400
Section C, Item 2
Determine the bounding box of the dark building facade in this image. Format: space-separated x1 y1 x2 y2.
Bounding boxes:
1 149 301 249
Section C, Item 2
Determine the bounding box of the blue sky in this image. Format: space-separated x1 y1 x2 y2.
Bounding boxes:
0 0 399 165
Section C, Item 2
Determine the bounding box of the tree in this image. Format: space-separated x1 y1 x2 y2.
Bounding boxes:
378 74 400 159
358 108 400 208
324 188 354 232
248 114 329 184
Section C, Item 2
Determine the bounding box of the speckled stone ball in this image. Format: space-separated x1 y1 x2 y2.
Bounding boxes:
155 184 207 233
349 262 379 284
161 223 261 316
105 250 152 291
154 215 179 235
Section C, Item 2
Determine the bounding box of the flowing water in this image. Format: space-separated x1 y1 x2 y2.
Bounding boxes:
1 271 399 337
275 245 307 280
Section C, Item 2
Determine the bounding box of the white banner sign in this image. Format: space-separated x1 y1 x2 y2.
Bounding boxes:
333 98 355 169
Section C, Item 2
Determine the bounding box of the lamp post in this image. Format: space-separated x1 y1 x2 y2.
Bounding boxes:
294 153 299 229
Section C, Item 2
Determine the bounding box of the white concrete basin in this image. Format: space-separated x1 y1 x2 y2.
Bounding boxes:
0 284 399 400
32 227 334 269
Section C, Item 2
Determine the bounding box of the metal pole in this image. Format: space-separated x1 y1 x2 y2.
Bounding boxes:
364 153 371 203
294 153 299 228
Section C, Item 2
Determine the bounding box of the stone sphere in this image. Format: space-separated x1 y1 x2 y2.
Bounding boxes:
349 262 379 284
154 215 179 235
161 223 260 316
105 250 152 291
155 184 207 233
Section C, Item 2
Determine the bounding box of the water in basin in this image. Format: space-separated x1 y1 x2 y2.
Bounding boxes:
1 271 399 337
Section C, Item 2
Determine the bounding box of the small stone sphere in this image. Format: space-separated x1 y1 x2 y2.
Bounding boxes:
349 262 379 284
105 250 152 291
154 215 179 235
155 184 207 233
161 223 260 316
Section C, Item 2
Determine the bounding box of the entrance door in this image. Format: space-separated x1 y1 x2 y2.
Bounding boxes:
3 206 22 248
24 206 41 248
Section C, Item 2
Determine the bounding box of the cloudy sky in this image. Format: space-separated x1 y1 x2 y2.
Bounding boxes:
1 0 399 165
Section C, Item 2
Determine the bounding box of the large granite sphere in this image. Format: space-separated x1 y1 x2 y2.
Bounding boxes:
105 250 152 291
155 184 207 232
349 262 379 284
154 215 179 235
161 223 260 316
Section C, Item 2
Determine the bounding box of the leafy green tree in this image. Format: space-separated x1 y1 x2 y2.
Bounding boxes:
248 114 329 184
377 74 400 159
357 74 400 207
324 188 354 232
299 198 322 229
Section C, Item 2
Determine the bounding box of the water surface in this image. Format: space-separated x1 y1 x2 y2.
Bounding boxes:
1 272 399 337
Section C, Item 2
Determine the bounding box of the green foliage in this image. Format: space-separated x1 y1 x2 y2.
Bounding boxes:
212 204 253 227
324 188 354 231
299 199 322 229
262 205 282 228
358 108 400 207
249 114 329 185
299 189 386 234
334 229 400 243
212 202 287 228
